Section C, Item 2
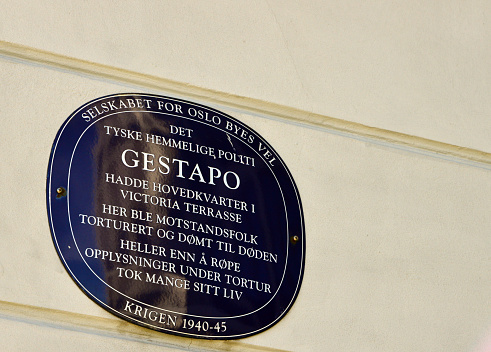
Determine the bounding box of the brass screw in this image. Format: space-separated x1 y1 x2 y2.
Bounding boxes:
56 187 66 198
290 235 299 244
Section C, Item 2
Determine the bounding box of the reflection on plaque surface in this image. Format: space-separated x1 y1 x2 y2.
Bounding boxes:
47 94 305 339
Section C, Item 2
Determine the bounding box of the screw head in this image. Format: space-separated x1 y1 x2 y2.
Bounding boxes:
290 235 300 244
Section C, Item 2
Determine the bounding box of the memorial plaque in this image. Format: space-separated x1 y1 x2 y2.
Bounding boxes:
47 93 305 339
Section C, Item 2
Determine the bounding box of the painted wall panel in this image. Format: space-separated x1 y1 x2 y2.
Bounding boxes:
1 1 490 152
0 57 489 351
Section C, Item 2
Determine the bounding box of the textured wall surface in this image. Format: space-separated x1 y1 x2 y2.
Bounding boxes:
0 2 490 351
2 1 490 152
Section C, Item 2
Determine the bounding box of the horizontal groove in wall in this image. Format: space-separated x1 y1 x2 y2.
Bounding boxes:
1 40 490 168
0 300 285 352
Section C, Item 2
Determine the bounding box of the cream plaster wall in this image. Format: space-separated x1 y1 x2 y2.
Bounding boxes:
0 1 490 352
1 1 490 152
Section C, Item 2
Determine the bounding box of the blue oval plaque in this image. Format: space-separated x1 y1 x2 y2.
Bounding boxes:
47 94 305 339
